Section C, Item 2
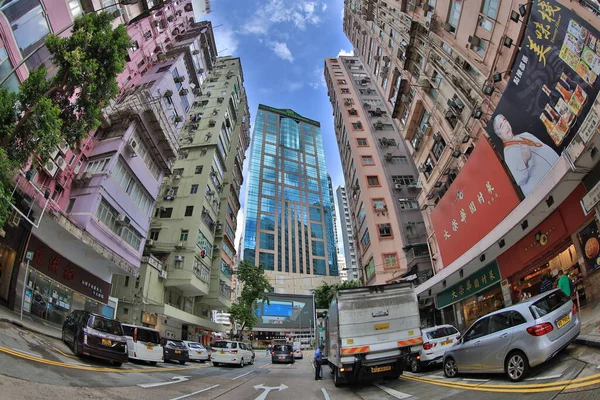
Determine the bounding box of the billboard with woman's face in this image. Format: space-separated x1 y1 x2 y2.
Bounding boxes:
487 0 600 197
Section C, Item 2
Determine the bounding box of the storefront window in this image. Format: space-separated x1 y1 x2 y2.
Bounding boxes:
27 269 72 326
461 284 503 329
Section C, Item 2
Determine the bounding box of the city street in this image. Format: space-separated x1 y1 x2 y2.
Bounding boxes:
1 322 600 399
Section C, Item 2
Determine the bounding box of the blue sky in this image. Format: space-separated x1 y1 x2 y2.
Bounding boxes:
199 0 353 252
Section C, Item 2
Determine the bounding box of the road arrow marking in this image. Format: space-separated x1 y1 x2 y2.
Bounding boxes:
321 388 330 400
169 384 219 400
138 375 190 388
253 383 289 400
373 383 412 399
232 371 253 380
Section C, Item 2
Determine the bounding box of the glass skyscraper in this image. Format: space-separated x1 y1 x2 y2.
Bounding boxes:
243 105 339 293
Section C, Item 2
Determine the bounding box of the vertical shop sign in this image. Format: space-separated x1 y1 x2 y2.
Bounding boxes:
577 219 600 274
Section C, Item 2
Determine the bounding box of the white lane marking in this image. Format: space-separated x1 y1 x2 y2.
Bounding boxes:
461 378 489 382
253 384 288 400
321 388 330 400
138 376 190 388
260 363 270 369
12 348 41 358
232 371 253 380
525 374 562 381
168 384 220 400
373 383 412 399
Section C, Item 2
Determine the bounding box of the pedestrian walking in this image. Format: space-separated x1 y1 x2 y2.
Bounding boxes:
540 273 554 293
557 270 571 297
266 344 271 356
314 344 324 380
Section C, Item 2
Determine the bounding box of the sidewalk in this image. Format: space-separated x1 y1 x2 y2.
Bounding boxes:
574 296 600 348
0 304 62 340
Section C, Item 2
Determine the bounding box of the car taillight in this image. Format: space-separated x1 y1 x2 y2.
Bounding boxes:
271 351 275 355
572 302 578 315
231 350 238 354
133 329 137 343
526 322 554 336
290 352 293 356
423 342 436 350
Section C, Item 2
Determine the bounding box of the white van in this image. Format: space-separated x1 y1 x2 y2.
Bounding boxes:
210 340 254 367
121 324 163 365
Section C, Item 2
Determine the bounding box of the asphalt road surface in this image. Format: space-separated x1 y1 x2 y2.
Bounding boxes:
1 322 600 399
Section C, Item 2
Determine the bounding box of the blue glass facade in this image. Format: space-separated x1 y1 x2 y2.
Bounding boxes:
243 105 338 277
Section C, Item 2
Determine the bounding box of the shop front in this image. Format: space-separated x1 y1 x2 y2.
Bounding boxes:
19 235 113 326
436 261 504 332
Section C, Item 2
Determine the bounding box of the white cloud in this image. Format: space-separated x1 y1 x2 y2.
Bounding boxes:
337 48 354 57
240 0 326 35
269 41 294 62
213 26 239 55
308 66 326 89
322 3 328 12
284 81 304 92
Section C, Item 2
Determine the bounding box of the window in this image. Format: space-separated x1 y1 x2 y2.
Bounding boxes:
464 318 489 341
424 155 435 178
398 199 419 210
488 312 512 334
361 230 371 248
357 138 368 146
112 159 154 216
378 223 392 238
173 168 184 176
185 206 194 216
95 199 142 250
180 230 189 241
149 230 159 240
85 157 111 174
334 71 343 76
372 198 386 210
481 0 499 19
0 47 19 92
1 0 51 56
193 165 203 174
383 253 398 268
66 198 75 213
352 121 363 130
366 176 380 186
432 136 447 160
471 37 488 57
160 208 173 218
530 291 569 318
508 311 527 326
341 88 350 94
391 156 408 164
125 276 129 287
348 108 358 116
189 184 199 194
361 155 374 165
365 258 375 280
447 0 462 33
392 175 416 185
337 79 347 84
68 0 82 18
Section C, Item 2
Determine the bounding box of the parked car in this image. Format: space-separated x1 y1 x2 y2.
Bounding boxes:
183 341 209 362
271 344 294 364
210 340 254 367
121 324 163 365
293 347 303 359
162 339 189 364
443 289 581 382
62 310 128 366
409 324 461 372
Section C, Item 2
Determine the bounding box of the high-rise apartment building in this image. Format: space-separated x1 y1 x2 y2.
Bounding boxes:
242 105 340 294
336 186 359 281
111 56 250 342
325 56 432 285
337 253 348 282
327 174 339 251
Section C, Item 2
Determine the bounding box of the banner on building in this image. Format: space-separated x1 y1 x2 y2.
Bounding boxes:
436 261 502 309
430 139 521 266
487 0 600 197
253 293 314 330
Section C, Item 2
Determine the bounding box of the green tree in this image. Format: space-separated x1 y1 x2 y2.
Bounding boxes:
313 280 361 309
0 12 130 228
228 260 271 339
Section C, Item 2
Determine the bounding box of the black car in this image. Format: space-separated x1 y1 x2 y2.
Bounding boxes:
62 310 128 366
163 339 189 364
271 344 294 364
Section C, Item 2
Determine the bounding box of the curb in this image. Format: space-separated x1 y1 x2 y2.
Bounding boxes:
0 317 62 341
574 334 600 348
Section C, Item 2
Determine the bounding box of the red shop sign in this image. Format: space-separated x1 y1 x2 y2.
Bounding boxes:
27 235 111 303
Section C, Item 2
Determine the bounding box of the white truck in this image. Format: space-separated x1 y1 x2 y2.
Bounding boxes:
325 282 422 387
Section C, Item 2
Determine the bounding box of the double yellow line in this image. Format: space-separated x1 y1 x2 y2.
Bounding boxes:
0 345 209 373
401 371 600 393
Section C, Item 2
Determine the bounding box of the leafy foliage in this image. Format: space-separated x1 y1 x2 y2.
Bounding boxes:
228 260 271 338
0 12 130 228
313 280 361 309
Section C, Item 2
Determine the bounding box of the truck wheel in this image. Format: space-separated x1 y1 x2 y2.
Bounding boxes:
333 367 343 387
410 359 422 373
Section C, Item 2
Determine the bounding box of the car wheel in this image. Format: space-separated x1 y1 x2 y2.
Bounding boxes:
61 329 66 344
73 338 81 357
411 358 422 373
240 358 244 368
112 361 123 367
250 357 255 365
179 360 186 365
505 351 529 382
443 357 458 378
213 362 220 367
148 361 158 366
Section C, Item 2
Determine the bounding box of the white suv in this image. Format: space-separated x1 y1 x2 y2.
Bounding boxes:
409 324 461 372
210 340 254 367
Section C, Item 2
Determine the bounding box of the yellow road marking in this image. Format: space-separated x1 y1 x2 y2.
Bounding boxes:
0 345 209 373
401 374 600 393
52 347 78 359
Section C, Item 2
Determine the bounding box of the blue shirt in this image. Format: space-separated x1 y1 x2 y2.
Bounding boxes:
315 348 322 361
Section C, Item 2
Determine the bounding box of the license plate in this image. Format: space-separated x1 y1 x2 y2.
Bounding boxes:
197 351 202 354
557 314 571 328
279 356 285 359
220 351 225 354
101 338 112 346
441 340 453 346
146 345 154 350
175 350 182 354
371 365 392 373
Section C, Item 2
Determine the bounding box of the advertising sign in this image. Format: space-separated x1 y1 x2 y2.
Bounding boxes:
577 219 600 274
430 139 521 266
253 293 314 330
436 261 502 309
487 0 600 197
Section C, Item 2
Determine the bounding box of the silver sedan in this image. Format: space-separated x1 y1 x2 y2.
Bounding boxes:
443 289 580 382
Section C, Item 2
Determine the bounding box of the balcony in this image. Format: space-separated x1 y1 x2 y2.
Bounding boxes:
164 266 210 296
405 245 430 270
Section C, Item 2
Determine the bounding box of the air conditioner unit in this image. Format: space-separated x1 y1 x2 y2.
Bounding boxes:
385 153 393 160
58 140 69 154
43 160 59 177
425 13 434 30
145 239 155 247
7 209 21 228
127 138 138 154
173 174 181 180
174 255 184 262
49 147 60 159
116 214 131 226
216 222 223 231
163 195 174 200
55 156 67 171
394 183 403 190
175 242 187 249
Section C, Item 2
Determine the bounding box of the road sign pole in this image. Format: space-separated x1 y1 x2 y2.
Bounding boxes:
20 251 34 321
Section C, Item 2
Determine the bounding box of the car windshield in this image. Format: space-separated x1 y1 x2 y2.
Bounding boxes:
274 345 293 352
90 316 123 335
188 343 205 349
212 341 237 349
137 328 160 344
530 290 569 319
426 327 458 339
167 340 185 348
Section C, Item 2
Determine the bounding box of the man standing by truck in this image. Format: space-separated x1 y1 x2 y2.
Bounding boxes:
314 345 324 380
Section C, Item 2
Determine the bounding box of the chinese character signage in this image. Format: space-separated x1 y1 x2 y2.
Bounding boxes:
430 139 521 266
436 261 502 309
487 0 600 198
577 219 600 275
27 235 111 303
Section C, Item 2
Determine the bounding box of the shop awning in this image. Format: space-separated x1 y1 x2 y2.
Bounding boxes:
145 303 226 333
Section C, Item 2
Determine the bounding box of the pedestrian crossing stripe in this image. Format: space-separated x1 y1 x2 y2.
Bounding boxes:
397 337 423 347
341 346 371 355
